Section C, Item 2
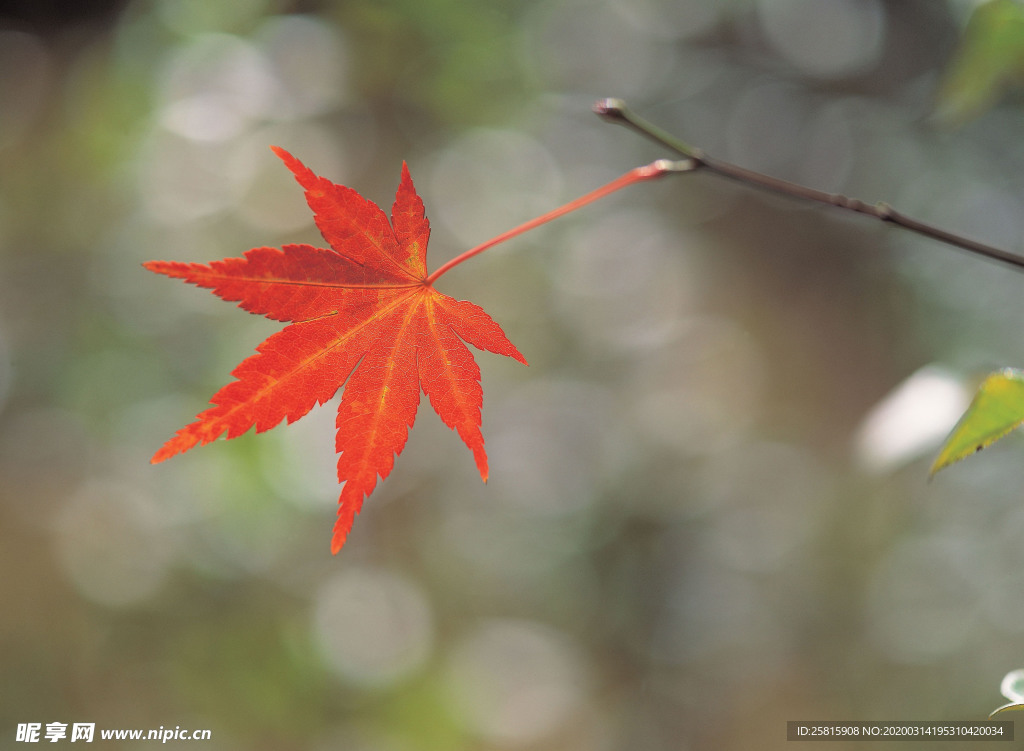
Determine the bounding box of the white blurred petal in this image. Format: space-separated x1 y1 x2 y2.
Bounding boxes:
854 365 971 473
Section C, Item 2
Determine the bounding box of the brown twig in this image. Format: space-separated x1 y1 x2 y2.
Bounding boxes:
594 97 1024 272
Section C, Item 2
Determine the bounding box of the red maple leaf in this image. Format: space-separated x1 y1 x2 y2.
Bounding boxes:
145 147 527 554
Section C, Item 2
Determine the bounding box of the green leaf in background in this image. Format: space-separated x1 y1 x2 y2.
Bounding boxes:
936 0 1024 125
930 369 1024 475
989 702 1024 718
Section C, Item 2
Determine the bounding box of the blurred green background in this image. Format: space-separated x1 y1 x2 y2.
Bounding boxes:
3 0 1024 748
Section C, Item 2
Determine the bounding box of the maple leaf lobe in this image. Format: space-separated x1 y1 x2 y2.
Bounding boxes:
274 146 420 284
146 148 525 554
